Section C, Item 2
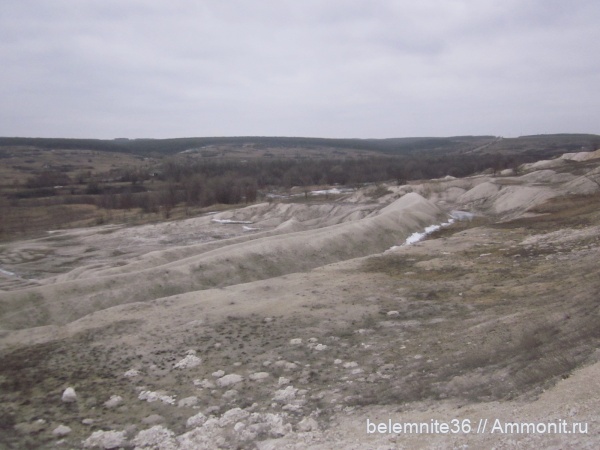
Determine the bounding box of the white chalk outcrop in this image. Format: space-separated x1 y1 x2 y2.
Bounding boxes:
0 193 445 330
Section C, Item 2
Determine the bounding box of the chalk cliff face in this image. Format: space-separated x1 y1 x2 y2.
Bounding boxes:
1 151 600 449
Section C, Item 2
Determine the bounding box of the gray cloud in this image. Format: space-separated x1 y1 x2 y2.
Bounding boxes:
1 0 599 138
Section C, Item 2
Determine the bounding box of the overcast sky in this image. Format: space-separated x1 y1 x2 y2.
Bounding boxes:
1 0 599 139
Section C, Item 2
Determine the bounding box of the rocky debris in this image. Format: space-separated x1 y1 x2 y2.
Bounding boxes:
273 385 298 403
82 419 95 426
296 417 320 432
82 430 127 449
178 396 199 407
219 408 250 427
249 372 270 381
244 413 292 439
278 376 290 386
132 425 177 450
174 354 202 369
186 412 207 428
183 408 295 447
123 369 141 378
177 424 225 449
222 389 238 399
273 360 298 371
216 373 243 387
342 361 358 368
138 390 176 405
212 370 225 378
52 425 72 437
386 310 400 317
61 387 77 403
313 344 327 351
103 395 123 409
193 378 215 389
289 338 302 345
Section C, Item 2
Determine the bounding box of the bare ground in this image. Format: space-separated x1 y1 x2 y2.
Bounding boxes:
0 156 599 449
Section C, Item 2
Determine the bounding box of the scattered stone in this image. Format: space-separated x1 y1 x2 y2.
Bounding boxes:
289 338 302 345
223 389 238 399
194 378 215 389
138 390 176 405
219 408 250 427
249 372 270 381
214 343 222 349
178 396 199 408
61 387 77 403
123 369 141 378
205 405 220 415
141 414 165 426
174 354 202 369
278 377 290 386
296 417 320 432
273 385 298 403
82 430 127 449
314 344 327 351
308 338 318 343
386 310 400 317
52 425 72 437
82 419 94 426
343 361 358 368
212 370 225 378
334 359 343 365
132 425 176 449
178 419 226 448
186 412 207 428
233 362 242 367
103 395 123 409
252 413 292 438
216 374 243 387
282 399 306 412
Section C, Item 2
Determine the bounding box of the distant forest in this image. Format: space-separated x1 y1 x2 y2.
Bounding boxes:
1 133 598 238
1 133 596 157
0 135 496 156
